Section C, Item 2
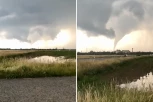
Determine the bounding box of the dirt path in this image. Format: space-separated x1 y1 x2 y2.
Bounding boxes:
0 77 76 102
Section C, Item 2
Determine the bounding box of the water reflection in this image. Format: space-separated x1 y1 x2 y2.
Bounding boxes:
29 56 75 63
118 72 153 91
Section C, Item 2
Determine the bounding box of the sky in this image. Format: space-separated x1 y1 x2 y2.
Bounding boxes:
77 0 153 52
0 0 76 49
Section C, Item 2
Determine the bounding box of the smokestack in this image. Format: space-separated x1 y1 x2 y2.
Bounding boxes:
132 48 133 52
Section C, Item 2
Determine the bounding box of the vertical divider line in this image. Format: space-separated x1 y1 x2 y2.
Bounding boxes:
76 0 78 101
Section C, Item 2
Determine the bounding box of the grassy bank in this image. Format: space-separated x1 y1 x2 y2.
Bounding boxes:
0 58 75 78
78 83 153 102
78 56 153 102
0 50 76 78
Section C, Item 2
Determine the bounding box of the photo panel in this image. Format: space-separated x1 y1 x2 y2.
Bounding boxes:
77 0 153 102
0 0 76 102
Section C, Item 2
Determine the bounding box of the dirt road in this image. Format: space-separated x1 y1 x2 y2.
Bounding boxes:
0 77 76 102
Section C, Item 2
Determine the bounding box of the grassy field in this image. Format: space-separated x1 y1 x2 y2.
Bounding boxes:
0 50 36 56
0 49 76 59
0 49 76 78
77 55 124 59
78 56 153 102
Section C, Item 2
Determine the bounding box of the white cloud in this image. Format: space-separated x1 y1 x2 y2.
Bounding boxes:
77 29 114 52
0 29 73 49
0 0 76 49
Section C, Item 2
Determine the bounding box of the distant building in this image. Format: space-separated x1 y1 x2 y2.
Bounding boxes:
115 50 130 54
89 50 94 53
122 50 130 53
115 50 122 53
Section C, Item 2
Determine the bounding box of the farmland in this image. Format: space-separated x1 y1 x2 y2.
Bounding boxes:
0 49 76 78
78 55 153 102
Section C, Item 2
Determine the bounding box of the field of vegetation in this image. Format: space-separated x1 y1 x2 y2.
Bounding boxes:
78 56 153 102
77 55 124 59
0 49 76 78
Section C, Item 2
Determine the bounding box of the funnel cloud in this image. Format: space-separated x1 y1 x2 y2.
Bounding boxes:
78 0 153 51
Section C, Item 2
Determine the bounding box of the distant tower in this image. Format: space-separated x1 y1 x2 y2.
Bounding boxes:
132 48 133 52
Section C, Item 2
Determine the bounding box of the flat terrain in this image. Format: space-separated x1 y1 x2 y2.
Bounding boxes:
77 55 123 59
0 77 76 102
78 56 153 102
0 50 34 57
0 49 76 78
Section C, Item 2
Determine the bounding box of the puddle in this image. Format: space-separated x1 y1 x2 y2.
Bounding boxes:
29 56 75 63
118 72 153 91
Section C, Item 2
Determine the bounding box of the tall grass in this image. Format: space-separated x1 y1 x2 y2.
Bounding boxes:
78 83 153 102
0 58 75 78
0 50 76 78
78 56 153 102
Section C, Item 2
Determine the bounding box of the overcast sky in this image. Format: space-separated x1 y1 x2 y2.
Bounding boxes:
0 0 76 49
77 0 153 52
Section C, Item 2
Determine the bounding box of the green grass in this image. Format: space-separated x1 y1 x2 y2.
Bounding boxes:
0 49 76 60
0 50 76 78
78 83 153 102
0 50 35 56
78 56 153 102
0 58 75 78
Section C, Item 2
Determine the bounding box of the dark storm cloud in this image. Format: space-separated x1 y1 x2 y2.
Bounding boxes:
0 8 10 17
112 0 145 20
77 0 115 38
77 0 145 37
0 0 76 42
124 1 144 20
78 0 150 48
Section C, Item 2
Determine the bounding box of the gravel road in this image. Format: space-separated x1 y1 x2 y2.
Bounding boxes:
0 77 76 102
